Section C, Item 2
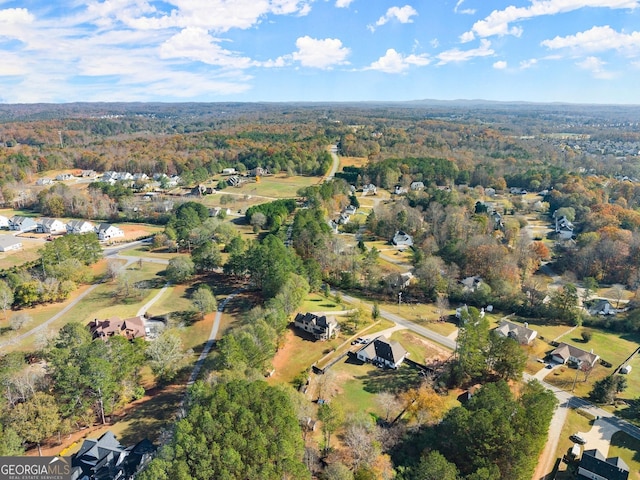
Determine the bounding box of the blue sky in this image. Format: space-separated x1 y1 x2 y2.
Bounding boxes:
1 0 639 104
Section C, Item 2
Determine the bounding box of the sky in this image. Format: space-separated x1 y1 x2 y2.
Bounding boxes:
1 0 640 104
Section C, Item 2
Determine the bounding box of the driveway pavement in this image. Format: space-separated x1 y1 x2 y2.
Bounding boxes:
579 418 620 456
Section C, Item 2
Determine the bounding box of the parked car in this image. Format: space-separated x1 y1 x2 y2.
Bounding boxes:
570 433 586 445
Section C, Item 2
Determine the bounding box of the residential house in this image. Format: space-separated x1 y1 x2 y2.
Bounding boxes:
578 449 629 480
8 216 37 232
0 236 22 252
37 217 67 234
356 336 408 369
588 299 616 316
386 272 413 289
222 167 237 175
80 170 96 178
36 177 54 186
70 430 155 480
67 219 96 234
344 205 357 215
550 342 599 367
227 175 242 187
88 316 146 341
394 185 408 195
209 207 231 217
510 187 527 195
392 230 413 247
293 312 338 341
494 320 538 345
555 214 575 240
249 167 267 177
485 187 496 197
410 181 425 191
0 215 9 229
338 212 351 225
56 173 74 181
133 173 149 182
460 275 483 292
328 220 339 233
362 184 377 195
96 223 125 241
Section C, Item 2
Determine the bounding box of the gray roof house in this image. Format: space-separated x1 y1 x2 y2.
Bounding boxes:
37 217 67 234
550 342 599 367
494 320 538 345
356 336 408 369
70 430 155 480
410 181 425 191
293 312 338 341
0 235 22 252
392 230 413 247
578 449 629 480
8 216 37 232
67 219 96 234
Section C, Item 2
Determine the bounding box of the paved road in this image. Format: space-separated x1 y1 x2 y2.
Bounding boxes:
187 290 241 385
324 146 340 182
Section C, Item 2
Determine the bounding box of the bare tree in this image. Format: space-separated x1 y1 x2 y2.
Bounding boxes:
106 260 124 280
10 312 32 331
376 392 400 422
435 294 450 322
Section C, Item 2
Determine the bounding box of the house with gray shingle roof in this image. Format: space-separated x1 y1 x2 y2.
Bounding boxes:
356 336 408 369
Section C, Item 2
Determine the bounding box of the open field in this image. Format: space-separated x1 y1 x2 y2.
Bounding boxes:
339 156 368 169
609 432 640 480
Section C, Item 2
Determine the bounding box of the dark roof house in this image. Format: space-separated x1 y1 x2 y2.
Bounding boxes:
70 431 155 480
392 230 413 247
293 312 338 341
578 449 629 480
356 336 408 369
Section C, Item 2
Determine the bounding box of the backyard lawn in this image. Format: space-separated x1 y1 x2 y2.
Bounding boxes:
609 432 640 480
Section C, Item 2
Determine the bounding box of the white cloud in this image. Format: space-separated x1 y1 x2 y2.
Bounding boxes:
520 58 538 69
0 7 35 41
437 39 494 65
430 38 439 48
292 36 350 68
367 48 430 73
542 25 640 54
461 0 639 42
92 0 314 33
459 31 476 43
159 27 256 69
454 0 476 14
576 55 616 78
493 60 508 69
335 0 355 7
369 5 418 31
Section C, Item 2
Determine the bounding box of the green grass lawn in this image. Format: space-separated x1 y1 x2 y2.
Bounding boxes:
300 292 346 313
0 240 42 270
118 245 184 260
609 432 640 480
545 328 640 398
389 330 452 365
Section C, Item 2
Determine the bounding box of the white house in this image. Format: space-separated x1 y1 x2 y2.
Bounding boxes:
0 235 22 252
8 216 37 232
37 218 67 235
36 178 54 186
0 215 9 229
96 223 125 241
362 184 377 195
392 230 413 247
222 168 236 175
394 185 408 195
410 181 425 191
356 336 408 369
66 220 96 234
56 173 74 181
